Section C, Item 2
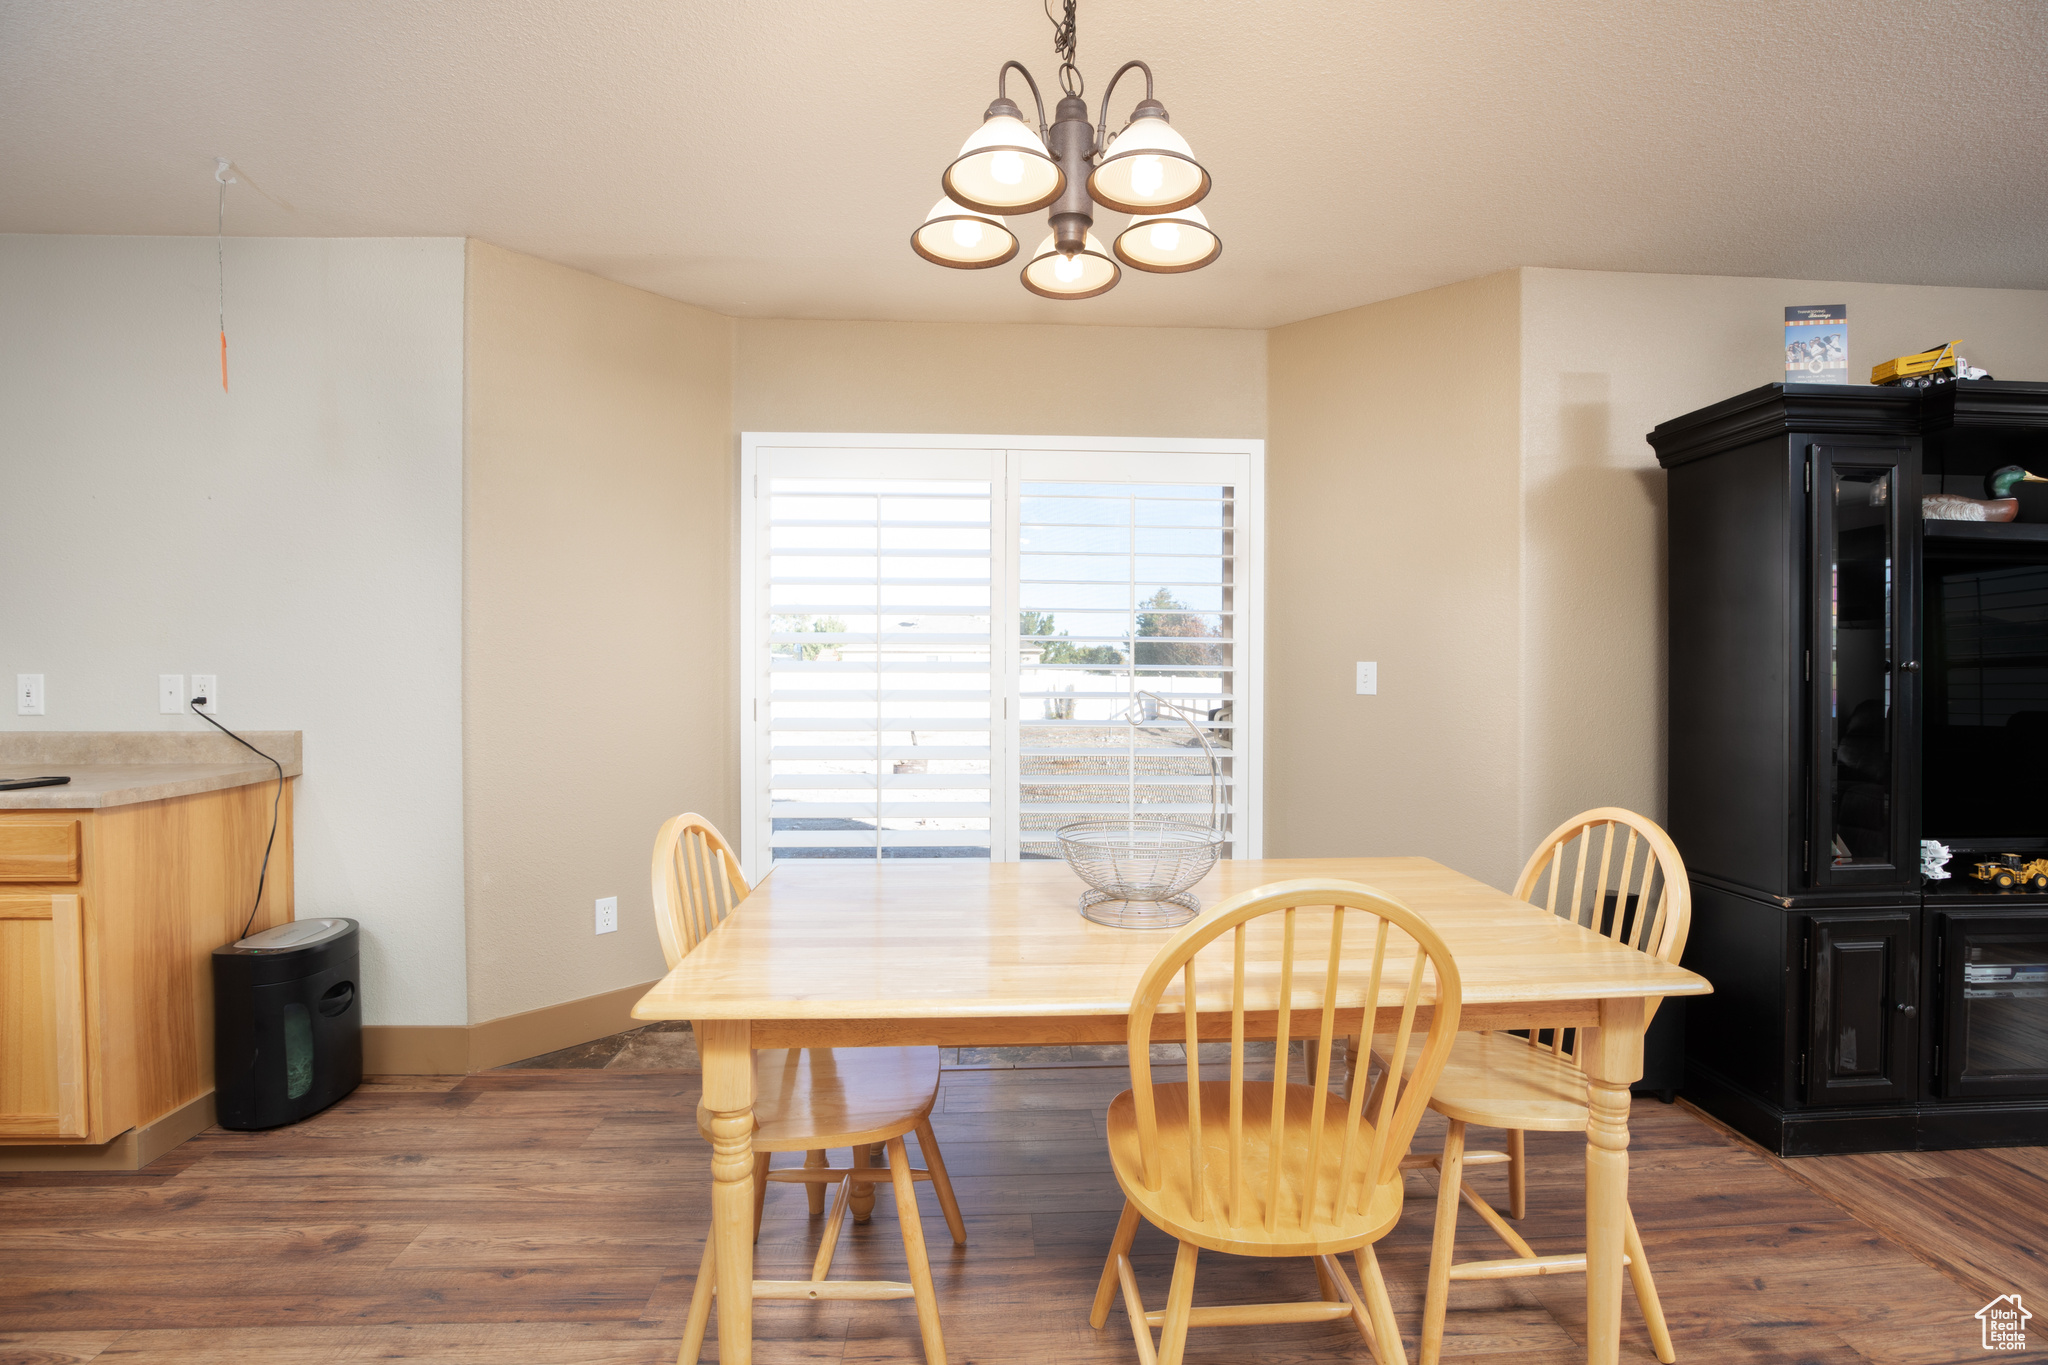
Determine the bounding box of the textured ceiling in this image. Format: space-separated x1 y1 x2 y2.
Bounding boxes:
4 1 2045 329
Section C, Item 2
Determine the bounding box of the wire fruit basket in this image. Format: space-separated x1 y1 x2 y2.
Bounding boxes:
1056 693 1224 929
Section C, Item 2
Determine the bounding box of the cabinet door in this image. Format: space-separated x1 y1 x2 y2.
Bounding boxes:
0 892 90 1139
1937 914 2048 1099
1803 912 1917 1105
1807 441 1920 891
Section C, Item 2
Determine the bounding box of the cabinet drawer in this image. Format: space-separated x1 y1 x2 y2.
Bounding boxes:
0 891 90 1139
0 821 81 883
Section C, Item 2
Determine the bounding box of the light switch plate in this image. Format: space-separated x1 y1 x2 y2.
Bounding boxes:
159 674 186 714
16 674 44 716
1356 661 1377 695
595 896 619 935
191 674 218 715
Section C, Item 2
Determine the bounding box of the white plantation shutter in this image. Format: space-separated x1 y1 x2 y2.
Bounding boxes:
750 448 1002 865
1013 454 1244 859
741 437 1260 879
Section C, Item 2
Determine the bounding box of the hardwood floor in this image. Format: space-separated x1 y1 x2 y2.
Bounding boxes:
0 1060 2025 1365
1768 1142 2048 1312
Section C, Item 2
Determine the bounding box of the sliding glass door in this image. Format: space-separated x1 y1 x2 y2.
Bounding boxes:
740 436 1262 878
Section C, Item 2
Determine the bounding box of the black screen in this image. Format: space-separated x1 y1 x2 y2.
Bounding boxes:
1924 554 2048 843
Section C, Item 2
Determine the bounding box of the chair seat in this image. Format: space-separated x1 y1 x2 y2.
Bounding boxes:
1106 1081 1405 1258
1376 1031 1590 1132
696 1046 941 1152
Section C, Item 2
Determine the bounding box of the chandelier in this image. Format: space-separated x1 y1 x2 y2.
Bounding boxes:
911 0 1218 300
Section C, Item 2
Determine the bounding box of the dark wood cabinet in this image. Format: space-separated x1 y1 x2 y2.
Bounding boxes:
1654 382 2048 1154
1803 912 1916 1105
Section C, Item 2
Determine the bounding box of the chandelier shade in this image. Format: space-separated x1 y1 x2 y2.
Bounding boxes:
1112 205 1220 273
943 114 1064 214
911 197 1020 268
1021 233 1120 300
1086 116 1209 214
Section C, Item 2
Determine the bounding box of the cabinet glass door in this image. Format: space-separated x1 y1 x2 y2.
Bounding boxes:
1810 443 1918 888
1939 916 2048 1097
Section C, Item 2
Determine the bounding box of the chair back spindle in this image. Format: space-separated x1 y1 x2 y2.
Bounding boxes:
1511 807 1693 1054
1126 878 1462 1240
650 813 751 969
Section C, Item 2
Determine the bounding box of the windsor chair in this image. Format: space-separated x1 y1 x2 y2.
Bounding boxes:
652 814 967 1365
1090 878 1464 1365
1371 808 1692 1365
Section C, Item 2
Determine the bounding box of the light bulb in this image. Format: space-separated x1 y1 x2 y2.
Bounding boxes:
1130 155 1164 196
990 150 1024 185
1053 253 1084 283
1148 222 1181 251
951 219 984 248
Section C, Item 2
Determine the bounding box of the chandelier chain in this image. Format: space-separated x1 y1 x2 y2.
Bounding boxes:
1047 0 1082 97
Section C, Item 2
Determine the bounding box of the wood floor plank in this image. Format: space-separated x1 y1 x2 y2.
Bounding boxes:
0 1269 668 1331
359 1074 468 1092
60 1322 696 1365
155 1148 705 1180
0 1221 423 1268
0 1331 123 1365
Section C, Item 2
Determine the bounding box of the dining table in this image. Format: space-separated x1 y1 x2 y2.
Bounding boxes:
632 855 1713 1365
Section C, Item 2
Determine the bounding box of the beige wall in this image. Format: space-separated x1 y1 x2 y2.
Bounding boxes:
1266 272 1526 890
463 241 736 1024
733 319 1265 438
1519 268 2048 854
0 235 468 1028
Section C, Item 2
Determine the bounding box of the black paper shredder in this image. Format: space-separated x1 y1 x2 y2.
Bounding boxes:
212 918 362 1130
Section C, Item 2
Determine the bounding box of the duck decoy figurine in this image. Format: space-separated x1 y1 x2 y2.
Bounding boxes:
1917 466 2045 523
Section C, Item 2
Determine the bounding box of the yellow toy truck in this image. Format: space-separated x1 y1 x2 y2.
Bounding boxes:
1872 341 1992 388
1970 854 2048 891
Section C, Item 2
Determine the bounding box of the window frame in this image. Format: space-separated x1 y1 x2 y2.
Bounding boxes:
739 432 1264 881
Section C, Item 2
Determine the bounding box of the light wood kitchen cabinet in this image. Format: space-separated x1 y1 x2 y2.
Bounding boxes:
0 882 87 1138
0 734 298 1162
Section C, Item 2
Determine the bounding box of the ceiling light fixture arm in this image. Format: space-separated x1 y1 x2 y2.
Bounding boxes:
1094 60 1157 154
995 59 1051 142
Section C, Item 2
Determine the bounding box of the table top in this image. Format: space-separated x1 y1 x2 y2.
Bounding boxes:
632 857 1711 1024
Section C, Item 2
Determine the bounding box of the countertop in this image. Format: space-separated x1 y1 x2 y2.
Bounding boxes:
0 732 302 810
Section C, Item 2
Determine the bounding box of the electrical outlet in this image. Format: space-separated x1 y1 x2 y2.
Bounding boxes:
1355 661 1377 695
16 674 44 716
595 896 619 935
159 674 186 714
191 674 218 714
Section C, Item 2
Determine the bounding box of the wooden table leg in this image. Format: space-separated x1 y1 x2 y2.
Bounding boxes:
850 1141 876 1223
699 1020 756 1365
1579 997 1644 1365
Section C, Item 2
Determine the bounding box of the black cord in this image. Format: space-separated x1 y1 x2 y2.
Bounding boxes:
189 697 284 942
